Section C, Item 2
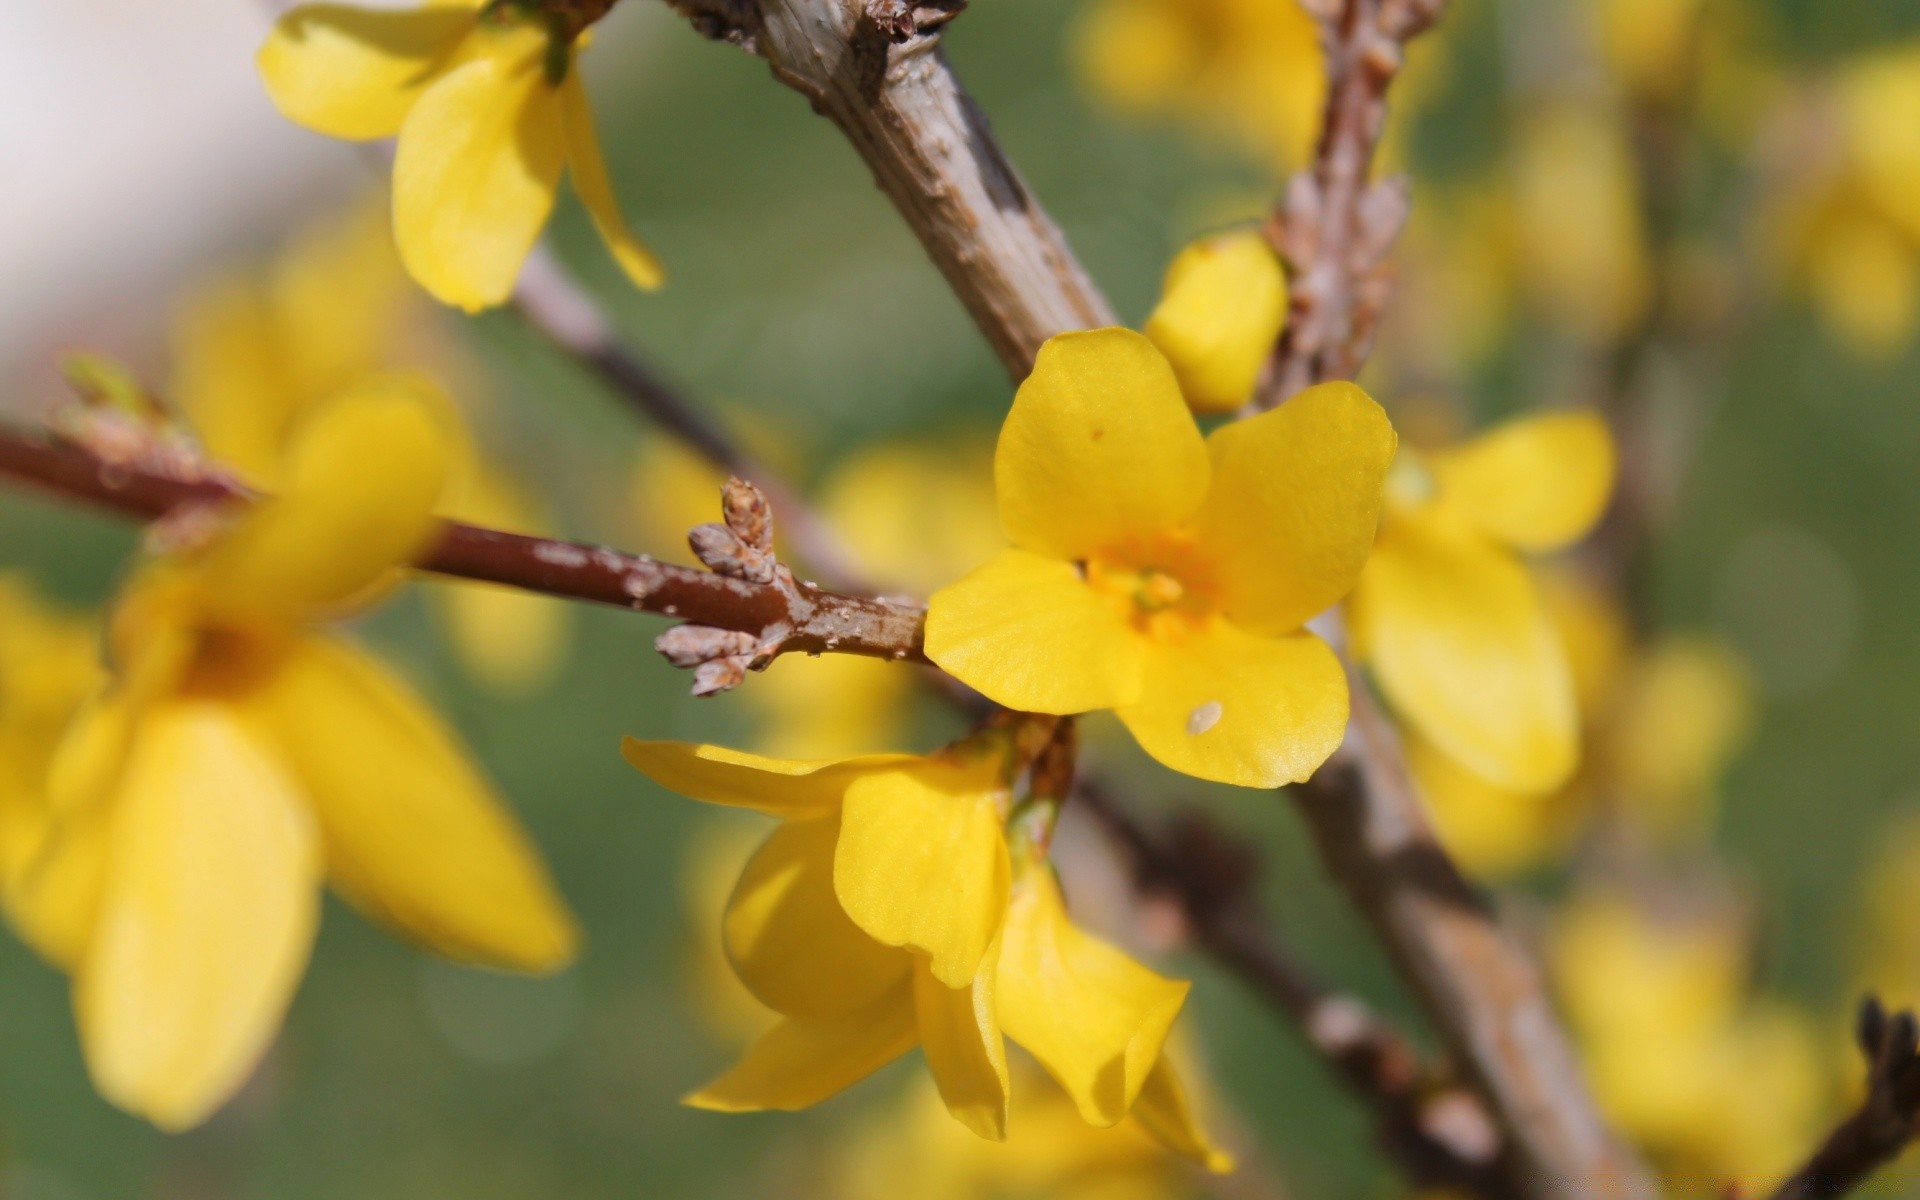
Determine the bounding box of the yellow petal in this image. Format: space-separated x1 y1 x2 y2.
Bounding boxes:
1407 732 1574 879
558 71 664 291
836 761 1010 987
622 739 917 819
435 581 569 694
723 817 910 1020
4 778 111 972
1144 231 1287 414
253 636 577 971
1428 411 1616 552
1116 619 1348 789
684 986 918 1113
76 702 322 1132
997 867 1188 1126
167 274 299 487
1194 379 1397 636
1350 511 1579 792
258 3 475 140
392 25 564 311
1131 1053 1237 1173
994 329 1209 560
925 548 1144 714
198 377 450 624
912 951 1009 1140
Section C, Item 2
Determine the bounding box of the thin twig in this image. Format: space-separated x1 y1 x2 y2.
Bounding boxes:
1258 0 1441 404
661 0 1116 377
0 427 927 667
511 250 870 590
1077 780 1514 1197
1768 996 1920 1200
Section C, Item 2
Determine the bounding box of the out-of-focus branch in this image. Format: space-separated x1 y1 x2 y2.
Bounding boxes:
511 249 870 591
1297 671 1656 1199
1077 781 1514 1198
1259 0 1442 404
1768 996 1920 1200
661 0 1116 377
0 428 927 669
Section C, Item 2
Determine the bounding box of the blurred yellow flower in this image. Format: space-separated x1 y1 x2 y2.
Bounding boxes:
1350 411 1615 793
1510 103 1654 346
9 383 577 1131
0 580 105 907
623 736 1225 1164
1073 0 1324 169
1414 586 1752 879
833 1063 1222 1200
1144 230 1287 415
259 0 662 311
1767 44 1920 359
172 206 571 694
927 329 1396 788
1552 890 1826 1190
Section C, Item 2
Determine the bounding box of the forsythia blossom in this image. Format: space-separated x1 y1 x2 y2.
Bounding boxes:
1144 230 1288 415
623 734 1229 1166
925 328 1396 789
259 0 662 311
1348 410 1615 793
172 207 571 693
8 383 576 1130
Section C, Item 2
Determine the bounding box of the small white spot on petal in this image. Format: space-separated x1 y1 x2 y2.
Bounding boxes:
1187 701 1223 735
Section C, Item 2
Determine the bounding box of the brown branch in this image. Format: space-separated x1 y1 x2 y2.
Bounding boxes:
1077 780 1514 1198
1259 0 1441 405
1297 670 1655 1199
0 427 927 668
1768 997 1920 1200
661 0 1116 378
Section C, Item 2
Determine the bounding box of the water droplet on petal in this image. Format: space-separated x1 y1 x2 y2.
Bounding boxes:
1187 700 1223 735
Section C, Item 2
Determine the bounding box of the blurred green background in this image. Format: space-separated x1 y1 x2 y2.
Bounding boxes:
3 0 1920 1196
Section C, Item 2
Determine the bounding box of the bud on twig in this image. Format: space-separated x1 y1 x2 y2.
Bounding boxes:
721 476 774 554
655 624 760 668
691 656 749 697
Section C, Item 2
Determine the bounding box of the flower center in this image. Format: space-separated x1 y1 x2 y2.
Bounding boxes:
1134 568 1185 612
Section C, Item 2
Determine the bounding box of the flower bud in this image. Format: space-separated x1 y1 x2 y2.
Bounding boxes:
1144 230 1287 414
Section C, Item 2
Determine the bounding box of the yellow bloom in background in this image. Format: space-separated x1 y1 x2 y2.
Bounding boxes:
1074 0 1324 169
1350 410 1615 793
1764 44 1920 359
1144 230 1287 415
172 207 571 694
623 738 1225 1164
833 1062 1222 1200
1510 102 1654 346
0 580 105 908
927 329 1396 789
8 383 577 1131
676 820 777 1044
259 0 662 311
1552 890 1826 1191
1603 637 1753 841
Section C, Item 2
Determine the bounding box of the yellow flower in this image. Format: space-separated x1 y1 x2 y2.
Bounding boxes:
1510 102 1653 346
1072 0 1325 169
1144 230 1288 415
1764 45 1920 359
172 208 571 693
1349 411 1615 793
0 580 105 907
926 329 1396 789
9 383 577 1131
1551 890 1826 1190
622 738 1223 1163
1603 637 1753 841
833 1061 1225 1200
259 0 662 311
